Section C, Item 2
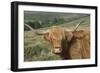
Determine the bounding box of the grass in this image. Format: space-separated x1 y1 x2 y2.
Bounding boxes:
24 31 61 61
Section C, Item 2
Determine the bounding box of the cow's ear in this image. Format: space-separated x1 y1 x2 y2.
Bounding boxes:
44 32 50 41
65 31 73 41
35 30 49 35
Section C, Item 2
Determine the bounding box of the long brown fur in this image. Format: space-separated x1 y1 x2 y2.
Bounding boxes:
61 30 90 59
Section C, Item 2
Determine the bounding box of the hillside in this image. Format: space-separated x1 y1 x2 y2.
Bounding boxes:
24 11 90 30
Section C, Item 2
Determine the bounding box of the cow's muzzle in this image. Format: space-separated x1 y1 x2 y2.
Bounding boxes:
53 48 62 54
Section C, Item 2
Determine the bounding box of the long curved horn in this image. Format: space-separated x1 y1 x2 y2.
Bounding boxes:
25 24 34 31
73 20 85 32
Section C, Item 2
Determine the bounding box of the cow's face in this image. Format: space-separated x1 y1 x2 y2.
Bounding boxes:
44 28 64 54
41 27 73 54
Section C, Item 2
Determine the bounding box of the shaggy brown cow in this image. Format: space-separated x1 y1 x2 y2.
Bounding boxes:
37 23 90 59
